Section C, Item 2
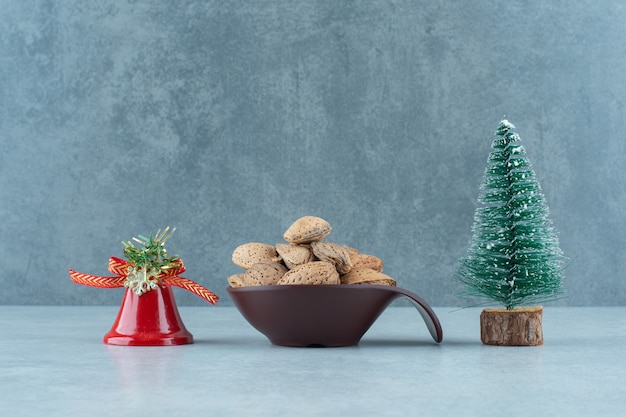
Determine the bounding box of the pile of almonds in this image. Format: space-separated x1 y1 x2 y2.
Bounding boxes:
228 216 397 287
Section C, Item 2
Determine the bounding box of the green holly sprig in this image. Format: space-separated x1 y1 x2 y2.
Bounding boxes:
121 227 180 295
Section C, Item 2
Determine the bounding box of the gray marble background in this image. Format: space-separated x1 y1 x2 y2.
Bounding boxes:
1 0 625 306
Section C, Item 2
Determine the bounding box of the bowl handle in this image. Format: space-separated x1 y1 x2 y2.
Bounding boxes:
387 286 443 343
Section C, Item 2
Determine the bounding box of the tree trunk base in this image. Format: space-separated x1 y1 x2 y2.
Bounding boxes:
480 306 543 346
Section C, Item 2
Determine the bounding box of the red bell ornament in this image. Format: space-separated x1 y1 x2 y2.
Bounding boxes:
104 285 194 346
70 256 218 345
70 228 219 345
71 231 221 348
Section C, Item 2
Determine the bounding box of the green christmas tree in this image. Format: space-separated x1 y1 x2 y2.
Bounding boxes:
457 119 564 310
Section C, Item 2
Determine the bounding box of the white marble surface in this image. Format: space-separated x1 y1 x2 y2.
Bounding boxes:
1 306 624 416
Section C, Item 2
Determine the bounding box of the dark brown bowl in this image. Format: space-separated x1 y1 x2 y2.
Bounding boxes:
227 284 443 347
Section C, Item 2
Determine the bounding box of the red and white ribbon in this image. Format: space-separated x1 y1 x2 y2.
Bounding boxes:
69 257 219 304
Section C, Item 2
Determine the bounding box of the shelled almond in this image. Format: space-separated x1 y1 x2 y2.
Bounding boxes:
283 216 332 244
276 261 340 285
340 268 396 286
275 243 314 269
232 242 279 269
310 241 353 274
349 253 384 272
227 216 396 287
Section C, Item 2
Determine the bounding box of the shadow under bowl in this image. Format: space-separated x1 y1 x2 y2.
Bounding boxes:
227 284 443 347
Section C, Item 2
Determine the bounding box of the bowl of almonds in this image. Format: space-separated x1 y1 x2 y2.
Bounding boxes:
227 216 443 347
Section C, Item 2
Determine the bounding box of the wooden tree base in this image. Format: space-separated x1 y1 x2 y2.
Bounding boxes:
480 306 543 346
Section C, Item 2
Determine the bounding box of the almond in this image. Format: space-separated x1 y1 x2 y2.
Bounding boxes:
232 242 279 269
349 253 384 272
283 216 332 244
276 261 340 285
275 243 314 269
245 262 288 285
310 241 353 274
360 279 397 286
345 246 359 257
228 273 257 287
340 267 396 286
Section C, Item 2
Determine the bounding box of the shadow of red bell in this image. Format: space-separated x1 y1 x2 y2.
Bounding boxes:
104 285 193 346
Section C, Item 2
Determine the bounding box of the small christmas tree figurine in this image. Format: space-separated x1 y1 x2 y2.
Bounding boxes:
457 119 564 345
